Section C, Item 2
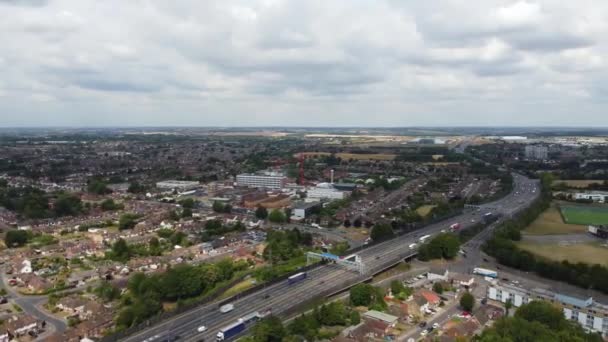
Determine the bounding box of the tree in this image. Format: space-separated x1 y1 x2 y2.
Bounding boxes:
128 181 146 194
212 201 225 213
344 219 351 228
255 206 268 220
109 238 131 261
433 282 444 294
319 302 347 326
181 207 192 218
268 209 286 223
350 310 361 325
100 198 122 211
119 213 139 230
417 233 461 261
251 316 285 342
504 298 513 316
350 284 374 306
390 280 406 296
178 198 195 209
95 282 120 302
514 300 567 330
5 230 30 248
53 193 83 216
353 218 362 228
460 292 475 312
370 223 394 241
87 179 111 195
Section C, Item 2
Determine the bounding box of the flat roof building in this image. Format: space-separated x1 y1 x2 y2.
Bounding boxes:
236 172 287 189
156 180 200 191
488 283 608 336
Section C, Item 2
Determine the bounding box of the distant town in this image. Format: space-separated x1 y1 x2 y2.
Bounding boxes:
0 127 606 342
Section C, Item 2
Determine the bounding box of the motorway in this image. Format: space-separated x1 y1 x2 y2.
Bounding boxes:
123 173 540 342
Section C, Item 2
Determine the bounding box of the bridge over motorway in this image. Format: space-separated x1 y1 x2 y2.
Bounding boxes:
117 173 539 342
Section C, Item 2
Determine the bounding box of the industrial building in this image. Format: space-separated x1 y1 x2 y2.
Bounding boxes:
236 171 287 189
307 183 347 200
524 145 549 160
292 201 322 220
156 180 201 191
487 283 608 336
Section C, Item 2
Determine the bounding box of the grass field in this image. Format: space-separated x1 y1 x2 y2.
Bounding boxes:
552 180 606 188
523 205 587 235
561 205 608 225
517 242 608 266
416 205 436 217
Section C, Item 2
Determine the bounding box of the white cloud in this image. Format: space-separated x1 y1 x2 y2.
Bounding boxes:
0 0 607 126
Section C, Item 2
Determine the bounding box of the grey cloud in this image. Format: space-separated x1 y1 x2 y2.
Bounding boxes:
0 0 607 127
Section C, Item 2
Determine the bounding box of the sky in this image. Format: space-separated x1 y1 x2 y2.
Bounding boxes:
1 0 607 127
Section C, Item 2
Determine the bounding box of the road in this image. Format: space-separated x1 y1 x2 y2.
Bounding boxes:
0 271 68 334
121 173 540 342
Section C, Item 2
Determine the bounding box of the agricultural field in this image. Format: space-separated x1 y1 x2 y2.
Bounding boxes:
552 179 606 188
523 204 587 235
561 205 608 225
415 205 436 217
517 242 608 267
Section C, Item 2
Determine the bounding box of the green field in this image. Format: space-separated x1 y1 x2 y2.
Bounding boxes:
523 205 587 235
561 205 608 225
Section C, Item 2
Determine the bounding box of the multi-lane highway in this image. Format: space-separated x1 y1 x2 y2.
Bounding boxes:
122 173 540 342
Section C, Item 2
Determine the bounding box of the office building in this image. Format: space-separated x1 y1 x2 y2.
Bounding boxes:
525 145 548 160
236 171 287 189
488 283 608 336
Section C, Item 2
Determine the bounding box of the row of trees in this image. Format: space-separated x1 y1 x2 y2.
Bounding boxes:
349 283 387 311
477 301 603 341
116 259 248 328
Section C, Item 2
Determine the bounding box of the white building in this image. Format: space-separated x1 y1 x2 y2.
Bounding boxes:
307 183 347 200
525 145 549 160
236 172 287 189
488 283 608 336
156 180 200 191
574 191 608 203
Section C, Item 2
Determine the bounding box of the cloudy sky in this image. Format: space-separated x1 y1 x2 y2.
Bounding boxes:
1 0 607 127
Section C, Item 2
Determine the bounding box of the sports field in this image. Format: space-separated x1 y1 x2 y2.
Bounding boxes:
561 205 608 225
517 242 608 266
523 205 587 235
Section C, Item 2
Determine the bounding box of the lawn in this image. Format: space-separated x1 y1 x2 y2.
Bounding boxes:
523 205 587 235
416 205 436 217
517 242 608 266
561 205 608 225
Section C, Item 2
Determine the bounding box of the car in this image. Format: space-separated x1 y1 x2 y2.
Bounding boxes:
427 327 434 332
197 326 207 333
419 321 427 328
432 323 440 329
420 330 428 336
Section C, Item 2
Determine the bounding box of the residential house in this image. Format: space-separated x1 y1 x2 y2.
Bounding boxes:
414 289 441 313
452 274 475 288
427 267 449 282
56 296 88 318
5 315 38 338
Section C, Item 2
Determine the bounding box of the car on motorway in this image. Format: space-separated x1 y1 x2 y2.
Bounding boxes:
197 325 207 333
144 335 161 342
220 303 234 313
